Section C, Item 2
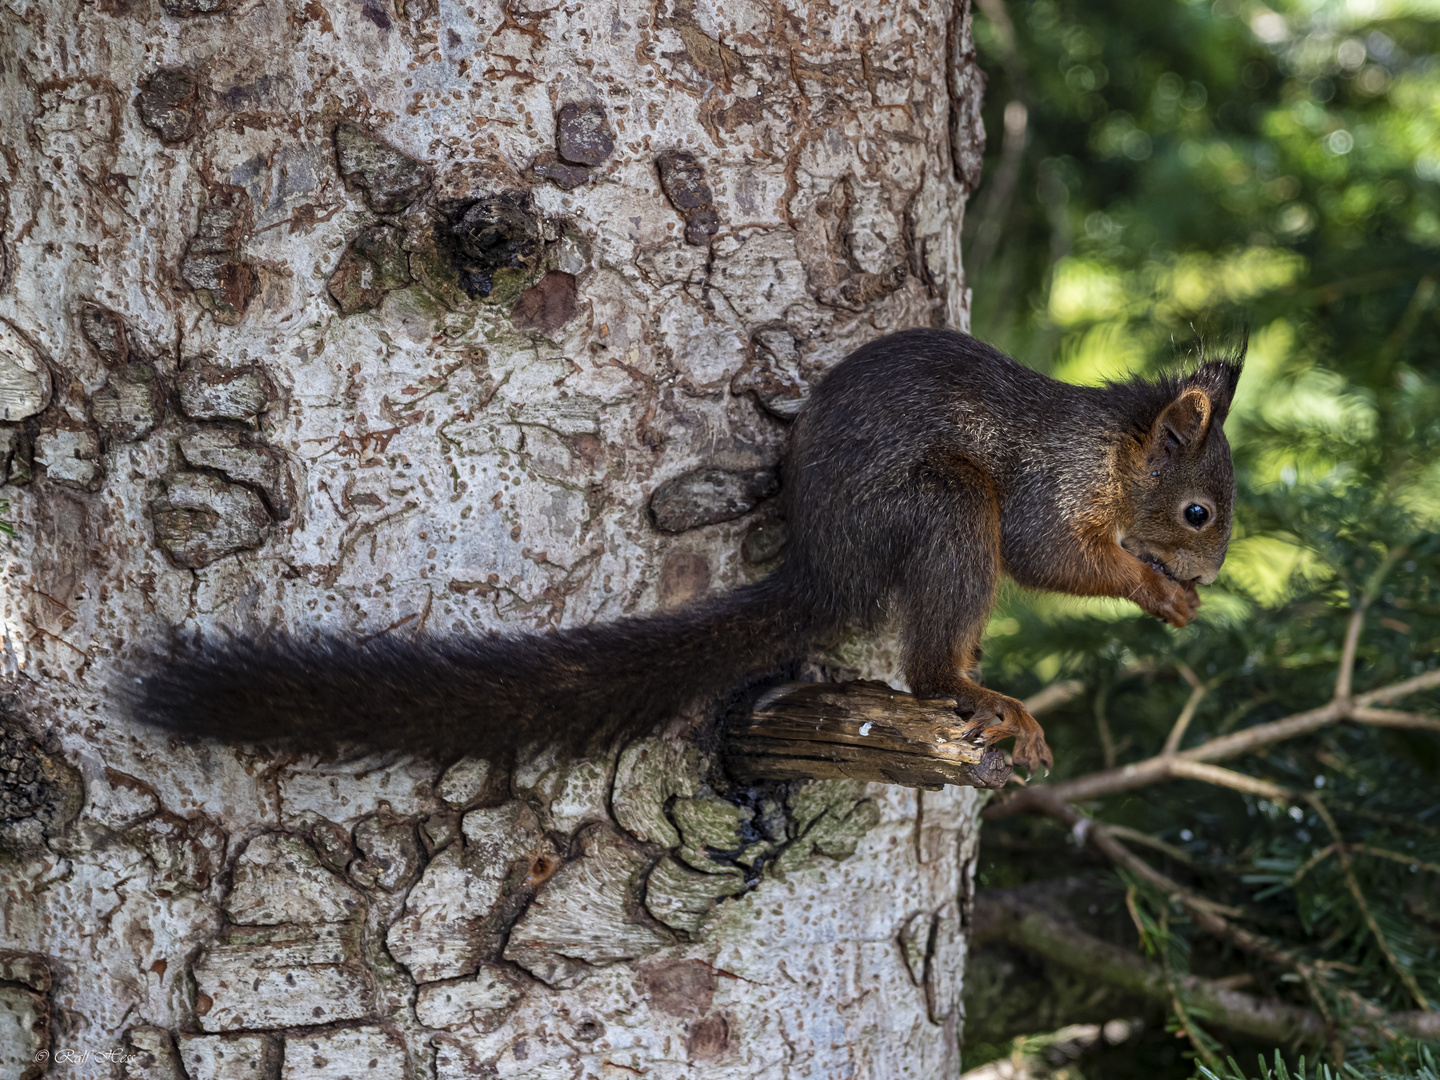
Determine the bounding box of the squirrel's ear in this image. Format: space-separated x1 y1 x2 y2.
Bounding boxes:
1187 335 1246 423
1146 388 1213 471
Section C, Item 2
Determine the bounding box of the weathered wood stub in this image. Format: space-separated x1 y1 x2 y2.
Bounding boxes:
0 0 989 1075
730 681 1014 790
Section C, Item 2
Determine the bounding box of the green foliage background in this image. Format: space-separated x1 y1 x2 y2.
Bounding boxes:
964 0 1440 1074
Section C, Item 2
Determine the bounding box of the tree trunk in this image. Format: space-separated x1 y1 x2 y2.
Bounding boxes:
0 0 987 1075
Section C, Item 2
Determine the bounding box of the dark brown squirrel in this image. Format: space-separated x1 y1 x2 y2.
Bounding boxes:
133 328 1243 773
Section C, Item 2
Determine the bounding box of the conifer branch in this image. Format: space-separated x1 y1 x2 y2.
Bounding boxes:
1291 840 1440 888
1008 789 1393 1039
1307 796 1432 1011
972 889 1440 1047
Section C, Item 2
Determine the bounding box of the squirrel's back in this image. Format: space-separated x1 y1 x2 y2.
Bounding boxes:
779 329 1102 624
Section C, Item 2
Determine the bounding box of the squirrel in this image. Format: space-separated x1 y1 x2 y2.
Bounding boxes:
133 328 1243 774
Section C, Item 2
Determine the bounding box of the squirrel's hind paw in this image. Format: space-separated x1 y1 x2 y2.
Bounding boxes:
954 688 1054 774
1009 727 1054 775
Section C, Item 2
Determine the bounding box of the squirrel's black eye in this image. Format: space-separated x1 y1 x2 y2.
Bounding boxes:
1184 503 1210 528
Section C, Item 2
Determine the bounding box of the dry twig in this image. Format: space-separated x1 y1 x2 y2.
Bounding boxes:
987 661 1440 818
1162 663 1209 755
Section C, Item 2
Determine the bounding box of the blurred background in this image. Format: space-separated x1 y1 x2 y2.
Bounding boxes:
958 0 1440 1076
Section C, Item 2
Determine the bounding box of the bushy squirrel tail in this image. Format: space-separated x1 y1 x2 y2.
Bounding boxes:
130 569 819 758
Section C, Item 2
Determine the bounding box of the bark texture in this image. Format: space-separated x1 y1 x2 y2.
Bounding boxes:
0 0 986 1074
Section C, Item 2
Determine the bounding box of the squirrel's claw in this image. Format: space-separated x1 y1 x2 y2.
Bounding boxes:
958 713 994 743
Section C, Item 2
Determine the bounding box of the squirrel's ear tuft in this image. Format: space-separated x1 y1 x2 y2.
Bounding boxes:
1186 332 1246 423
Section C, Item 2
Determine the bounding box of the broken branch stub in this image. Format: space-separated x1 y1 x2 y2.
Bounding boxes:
727 681 1012 790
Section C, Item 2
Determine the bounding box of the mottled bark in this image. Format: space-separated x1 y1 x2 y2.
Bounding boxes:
0 0 986 1075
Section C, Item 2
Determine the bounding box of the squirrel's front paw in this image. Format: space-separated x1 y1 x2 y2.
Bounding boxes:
1134 568 1200 628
